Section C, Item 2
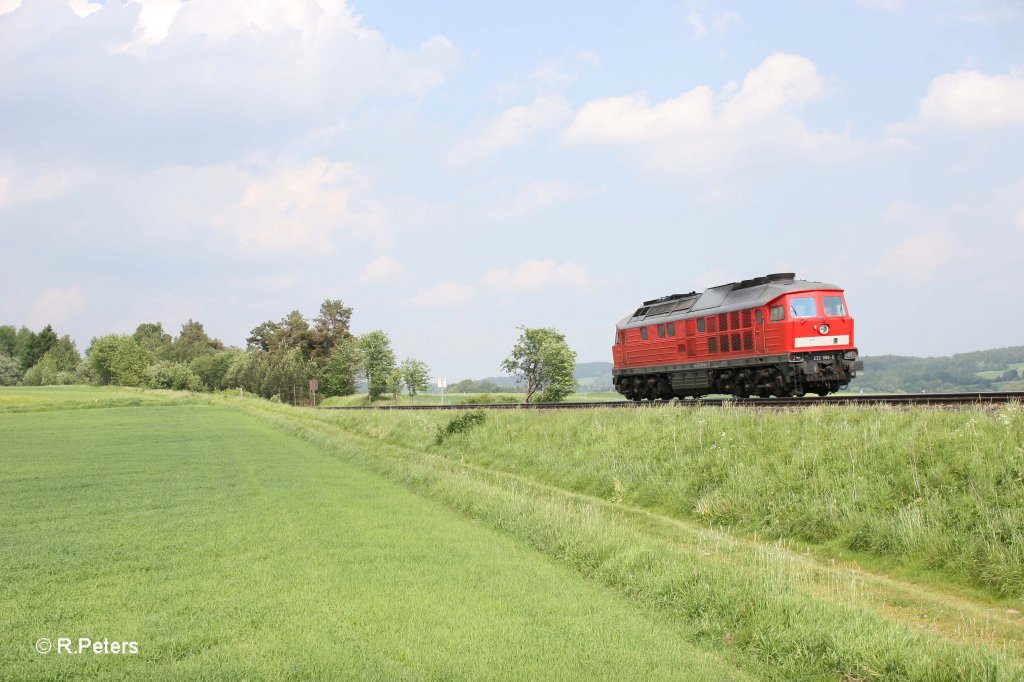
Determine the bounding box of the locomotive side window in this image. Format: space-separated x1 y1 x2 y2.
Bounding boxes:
823 296 846 316
697 318 705 333
708 337 718 353
756 309 763 324
641 327 648 340
658 324 665 338
770 305 784 322
789 297 817 318
667 322 675 337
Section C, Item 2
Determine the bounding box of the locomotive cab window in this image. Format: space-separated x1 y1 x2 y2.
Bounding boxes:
770 305 784 322
823 295 847 317
640 327 648 340
789 297 817 318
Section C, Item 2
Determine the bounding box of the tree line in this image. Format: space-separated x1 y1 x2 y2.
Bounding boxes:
1 302 578 404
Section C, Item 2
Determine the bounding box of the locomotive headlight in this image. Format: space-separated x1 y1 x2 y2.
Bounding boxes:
844 350 858 360
818 323 830 335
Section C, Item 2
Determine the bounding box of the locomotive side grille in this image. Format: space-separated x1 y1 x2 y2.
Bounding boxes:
743 331 753 350
741 310 752 328
729 311 740 329
708 337 718 353
731 334 741 352
720 335 729 353
718 313 728 331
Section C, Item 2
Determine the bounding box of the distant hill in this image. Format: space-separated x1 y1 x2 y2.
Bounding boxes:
849 346 1024 393
446 362 615 393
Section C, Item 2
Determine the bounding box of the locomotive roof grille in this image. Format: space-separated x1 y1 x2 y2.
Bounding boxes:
642 291 699 306
618 273 840 329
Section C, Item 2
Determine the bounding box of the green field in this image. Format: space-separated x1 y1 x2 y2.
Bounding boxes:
3 387 1023 680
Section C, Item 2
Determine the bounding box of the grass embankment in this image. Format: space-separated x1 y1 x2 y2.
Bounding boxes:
242 399 1024 680
304 404 1024 600
0 392 747 680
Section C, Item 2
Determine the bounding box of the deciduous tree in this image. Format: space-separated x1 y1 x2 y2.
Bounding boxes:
359 330 396 401
501 325 577 403
320 337 361 397
400 357 431 398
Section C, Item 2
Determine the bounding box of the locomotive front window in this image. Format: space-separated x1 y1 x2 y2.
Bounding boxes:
789 297 817 318
823 296 847 316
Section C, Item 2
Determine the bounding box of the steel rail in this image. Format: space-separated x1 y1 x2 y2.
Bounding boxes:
321 392 1024 411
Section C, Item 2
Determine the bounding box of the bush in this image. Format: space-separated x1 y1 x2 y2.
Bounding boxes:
458 394 519 405
144 361 203 391
0 351 21 386
87 335 153 387
435 410 487 444
20 364 42 386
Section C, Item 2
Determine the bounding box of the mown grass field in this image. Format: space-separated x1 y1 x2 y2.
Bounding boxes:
3 386 1024 680
1 387 745 680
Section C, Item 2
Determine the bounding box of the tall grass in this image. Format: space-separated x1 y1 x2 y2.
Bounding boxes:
240 399 1024 680
302 402 1024 598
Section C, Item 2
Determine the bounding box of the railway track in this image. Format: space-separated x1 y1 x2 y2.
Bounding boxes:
322 391 1024 411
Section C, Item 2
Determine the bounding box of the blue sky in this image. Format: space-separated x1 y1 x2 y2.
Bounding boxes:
1 0 1022 379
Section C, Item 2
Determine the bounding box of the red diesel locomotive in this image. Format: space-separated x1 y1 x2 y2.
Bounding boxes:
612 273 863 400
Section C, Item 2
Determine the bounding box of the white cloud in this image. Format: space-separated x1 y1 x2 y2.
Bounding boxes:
491 51 600 101
357 256 409 285
1016 208 1024 231
406 280 476 308
218 159 388 253
481 260 594 294
562 53 858 174
686 12 708 40
878 231 963 283
28 285 86 328
0 158 83 208
118 0 362 52
916 69 1024 129
119 0 182 51
68 0 101 19
712 12 741 33
480 179 583 221
0 2 459 166
0 0 21 17
687 11 739 40
449 95 573 166
882 199 919 223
